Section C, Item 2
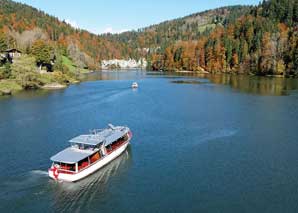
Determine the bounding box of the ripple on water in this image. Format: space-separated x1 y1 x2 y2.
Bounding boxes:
197 128 238 144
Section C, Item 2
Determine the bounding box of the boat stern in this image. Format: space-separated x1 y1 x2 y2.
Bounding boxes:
48 166 58 180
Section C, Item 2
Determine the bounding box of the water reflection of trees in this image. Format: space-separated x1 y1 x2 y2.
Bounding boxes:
50 148 132 212
81 70 146 82
160 71 298 96
208 74 298 96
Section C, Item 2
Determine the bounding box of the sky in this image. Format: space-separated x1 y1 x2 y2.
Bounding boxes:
15 0 261 35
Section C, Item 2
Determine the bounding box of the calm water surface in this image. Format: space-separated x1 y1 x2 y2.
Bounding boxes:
1 71 298 212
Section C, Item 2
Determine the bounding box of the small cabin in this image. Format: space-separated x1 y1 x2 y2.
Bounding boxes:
5 48 22 58
0 48 22 63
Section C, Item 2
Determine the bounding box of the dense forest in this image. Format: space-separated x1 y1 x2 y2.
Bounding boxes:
0 0 298 94
144 0 298 76
102 6 251 59
102 0 298 76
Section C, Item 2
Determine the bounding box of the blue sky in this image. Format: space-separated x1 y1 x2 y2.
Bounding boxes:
15 0 261 34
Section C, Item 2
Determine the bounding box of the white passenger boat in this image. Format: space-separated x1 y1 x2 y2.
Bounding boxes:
48 124 132 182
132 82 138 88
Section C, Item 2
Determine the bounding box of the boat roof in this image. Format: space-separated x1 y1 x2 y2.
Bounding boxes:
69 124 129 146
50 124 129 163
69 134 104 146
50 147 95 164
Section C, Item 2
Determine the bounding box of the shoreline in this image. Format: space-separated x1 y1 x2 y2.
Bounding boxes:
174 70 210 74
0 70 294 97
0 70 94 96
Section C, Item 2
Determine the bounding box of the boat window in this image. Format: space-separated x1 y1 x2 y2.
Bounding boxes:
59 163 75 171
83 144 94 150
106 145 112 150
78 157 90 171
71 143 95 150
71 143 79 148
90 152 101 164
95 144 101 149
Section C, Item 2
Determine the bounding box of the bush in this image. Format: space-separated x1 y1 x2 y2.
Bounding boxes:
52 71 76 84
11 55 43 89
0 63 11 79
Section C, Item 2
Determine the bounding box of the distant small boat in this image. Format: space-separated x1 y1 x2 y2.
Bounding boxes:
48 124 132 182
132 82 138 88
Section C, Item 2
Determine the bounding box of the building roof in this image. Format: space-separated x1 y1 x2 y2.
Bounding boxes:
50 147 95 164
4 48 22 53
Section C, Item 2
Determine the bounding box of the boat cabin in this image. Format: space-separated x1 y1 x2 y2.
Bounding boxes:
50 125 130 174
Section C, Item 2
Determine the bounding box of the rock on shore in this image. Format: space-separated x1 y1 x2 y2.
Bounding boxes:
0 89 12 96
42 83 67 90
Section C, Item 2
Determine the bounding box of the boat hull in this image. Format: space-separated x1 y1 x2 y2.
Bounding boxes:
49 142 129 182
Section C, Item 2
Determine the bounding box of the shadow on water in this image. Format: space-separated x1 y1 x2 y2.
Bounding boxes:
171 80 207 85
50 148 132 212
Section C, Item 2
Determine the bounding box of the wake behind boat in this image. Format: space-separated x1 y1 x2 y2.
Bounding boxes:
48 124 132 182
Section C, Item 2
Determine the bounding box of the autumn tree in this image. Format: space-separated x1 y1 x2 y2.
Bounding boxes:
31 40 53 70
0 32 7 52
164 47 174 71
11 55 42 89
259 32 275 75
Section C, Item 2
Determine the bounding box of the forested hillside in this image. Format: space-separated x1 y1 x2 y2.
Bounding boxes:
0 0 136 93
145 0 298 76
103 6 252 60
0 0 133 69
103 0 298 76
0 0 253 73
1 0 298 80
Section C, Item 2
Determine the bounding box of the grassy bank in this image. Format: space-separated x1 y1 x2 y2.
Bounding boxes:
62 56 90 74
0 79 23 94
0 55 92 96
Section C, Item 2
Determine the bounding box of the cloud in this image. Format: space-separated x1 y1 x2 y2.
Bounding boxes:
103 27 113 34
74 25 130 35
100 27 129 34
65 19 79 29
119 29 129 33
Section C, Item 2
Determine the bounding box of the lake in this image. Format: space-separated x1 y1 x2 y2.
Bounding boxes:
1 71 298 212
